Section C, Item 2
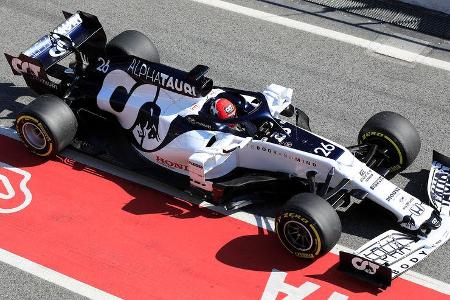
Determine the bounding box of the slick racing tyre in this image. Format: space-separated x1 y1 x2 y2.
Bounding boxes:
275 193 341 259
16 95 78 157
106 30 160 63
358 111 421 173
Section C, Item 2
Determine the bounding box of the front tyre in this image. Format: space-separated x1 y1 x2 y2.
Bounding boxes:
358 111 421 173
16 95 77 157
275 193 341 259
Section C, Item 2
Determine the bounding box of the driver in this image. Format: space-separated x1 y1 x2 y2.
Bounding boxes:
211 97 238 126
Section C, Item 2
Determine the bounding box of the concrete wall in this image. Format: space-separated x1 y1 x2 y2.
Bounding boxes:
399 0 450 14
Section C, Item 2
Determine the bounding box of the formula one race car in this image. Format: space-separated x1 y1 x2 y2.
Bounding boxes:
5 11 450 287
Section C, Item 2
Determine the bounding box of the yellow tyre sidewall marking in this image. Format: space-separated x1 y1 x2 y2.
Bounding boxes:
361 131 403 168
275 212 322 258
16 115 53 157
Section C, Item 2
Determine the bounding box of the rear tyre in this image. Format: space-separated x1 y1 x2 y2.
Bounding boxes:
106 30 160 63
15 95 77 157
358 111 421 173
275 193 341 259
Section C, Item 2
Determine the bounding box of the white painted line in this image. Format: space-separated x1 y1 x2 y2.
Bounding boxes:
0 248 122 300
189 0 450 71
1 127 450 295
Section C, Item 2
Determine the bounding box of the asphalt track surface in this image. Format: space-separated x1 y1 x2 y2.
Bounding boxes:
0 0 449 298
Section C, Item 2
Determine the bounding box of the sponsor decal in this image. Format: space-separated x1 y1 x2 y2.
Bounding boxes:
53 13 83 36
370 176 383 190
5 54 58 89
386 187 400 202
294 252 315 259
409 202 425 216
359 169 374 183
189 161 203 169
33 76 59 90
250 145 316 167
224 104 234 114
156 156 188 171
351 257 380 275
390 250 428 275
49 13 83 58
0 162 32 213
128 58 197 97
401 197 416 210
186 116 214 130
49 14 83 57
6 55 42 77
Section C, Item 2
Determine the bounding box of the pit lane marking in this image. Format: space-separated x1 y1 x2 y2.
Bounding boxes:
0 161 32 213
1 126 449 296
190 0 450 71
0 248 121 300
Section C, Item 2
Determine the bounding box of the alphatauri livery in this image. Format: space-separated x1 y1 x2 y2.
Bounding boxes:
5 11 450 288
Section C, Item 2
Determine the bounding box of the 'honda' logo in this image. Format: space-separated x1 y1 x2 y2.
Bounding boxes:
409 203 425 216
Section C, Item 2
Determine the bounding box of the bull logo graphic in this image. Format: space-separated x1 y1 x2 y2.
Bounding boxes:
0 162 32 213
133 101 161 146
97 70 169 151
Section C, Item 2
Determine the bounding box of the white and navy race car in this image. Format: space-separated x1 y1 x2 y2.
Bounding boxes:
5 11 450 287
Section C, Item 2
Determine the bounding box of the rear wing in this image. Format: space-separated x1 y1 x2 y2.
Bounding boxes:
21 11 106 71
339 150 450 288
4 11 106 94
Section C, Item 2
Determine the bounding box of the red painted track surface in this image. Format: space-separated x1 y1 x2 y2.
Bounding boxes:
0 135 447 299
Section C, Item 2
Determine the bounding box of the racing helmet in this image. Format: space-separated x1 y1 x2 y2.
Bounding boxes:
211 98 237 120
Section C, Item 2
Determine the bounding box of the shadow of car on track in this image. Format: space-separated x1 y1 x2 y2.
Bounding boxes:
401 169 429 202
216 222 315 272
56 155 226 220
307 265 385 295
0 82 35 123
3 138 225 220
339 168 432 241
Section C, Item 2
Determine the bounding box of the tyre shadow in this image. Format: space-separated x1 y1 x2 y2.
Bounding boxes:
215 220 313 272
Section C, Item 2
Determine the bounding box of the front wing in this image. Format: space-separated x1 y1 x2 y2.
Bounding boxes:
339 151 450 287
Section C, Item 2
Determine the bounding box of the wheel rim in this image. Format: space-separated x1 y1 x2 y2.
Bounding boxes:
22 122 47 150
361 136 404 168
283 220 313 251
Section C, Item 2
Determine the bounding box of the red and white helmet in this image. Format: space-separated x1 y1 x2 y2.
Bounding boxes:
211 98 237 120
